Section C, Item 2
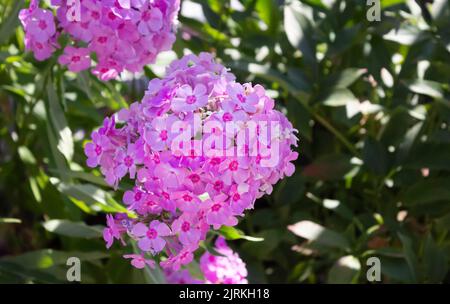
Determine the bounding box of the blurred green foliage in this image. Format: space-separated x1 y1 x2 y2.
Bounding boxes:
1 0 449 283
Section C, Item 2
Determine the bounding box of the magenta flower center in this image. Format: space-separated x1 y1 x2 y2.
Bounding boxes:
181 221 190 232
94 144 102 155
211 203 221 212
91 11 100 20
38 20 47 30
237 93 246 103
233 193 240 201
182 194 193 202
71 55 81 63
213 180 224 191
228 160 238 171
222 112 233 122
145 200 155 207
134 192 142 201
124 155 134 167
98 36 107 44
189 174 200 183
108 11 116 20
186 95 197 104
146 228 158 239
159 130 168 140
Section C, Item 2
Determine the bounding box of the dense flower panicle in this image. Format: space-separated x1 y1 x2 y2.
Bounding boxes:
165 237 248 284
200 237 248 284
86 53 298 272
20 0 180 80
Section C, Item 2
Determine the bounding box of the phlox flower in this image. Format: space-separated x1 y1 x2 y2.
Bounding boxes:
103 214 125 249
20 0 181 80
84 131 111 168
171 214 202 246
132 221 171 253
171 84 208 113
227 83 259 114
218 158 250 185
58 46 91 72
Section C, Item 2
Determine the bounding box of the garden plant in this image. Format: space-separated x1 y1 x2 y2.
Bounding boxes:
0 0 449 284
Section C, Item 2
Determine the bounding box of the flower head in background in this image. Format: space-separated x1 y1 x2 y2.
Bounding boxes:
20 0 181 80
165 237 248 284
86 52 298 272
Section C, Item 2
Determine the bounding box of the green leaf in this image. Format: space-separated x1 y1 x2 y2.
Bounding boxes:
379 256 414 283
319 88 359 107
0 218 22 224
241 229 282 260
0 261 62 283
401 178 450 206
302 154 354 181
284 2 316 65
218 226 264 242
327 255 361 283
46 80 74 162
274 172 305 205
17 146 37 165
423 234 448 283
288 221 350 250
404 142 450 171
405 79 444 99
0 0 24 44
397 232 419 282
0 249 108 270
42 219 104 239
383 24 428 46
57 182 128 214
227 61 311 100
363 137 388 175
324 68 367 89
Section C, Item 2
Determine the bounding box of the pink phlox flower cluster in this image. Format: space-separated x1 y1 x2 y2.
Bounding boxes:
165 237 248 284
88 53 298 270
200 237 248 284
20 0 180 80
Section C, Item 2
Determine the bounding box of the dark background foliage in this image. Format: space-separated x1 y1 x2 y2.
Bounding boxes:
0 0 449 283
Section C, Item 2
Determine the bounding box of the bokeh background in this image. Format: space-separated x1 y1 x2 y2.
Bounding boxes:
1 0 450 283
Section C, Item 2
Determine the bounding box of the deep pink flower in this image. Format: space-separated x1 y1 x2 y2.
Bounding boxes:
27 9 56 43
132 221 171 253
58 46 91 72
103 214 125 248
171 84 208 113
84 131 111 167
172 214 201 246
138 7 163 35
200 237 248 284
